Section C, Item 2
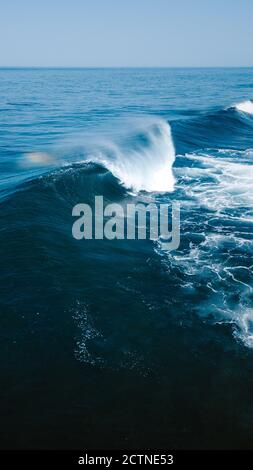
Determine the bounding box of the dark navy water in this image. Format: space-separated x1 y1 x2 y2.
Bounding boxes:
0 68 253 449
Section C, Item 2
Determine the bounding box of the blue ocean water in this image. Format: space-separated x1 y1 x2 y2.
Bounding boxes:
0 68 253 449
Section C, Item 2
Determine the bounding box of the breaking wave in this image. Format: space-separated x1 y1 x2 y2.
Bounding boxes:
20 118 175 194
235 100 253 115
87 119 175 193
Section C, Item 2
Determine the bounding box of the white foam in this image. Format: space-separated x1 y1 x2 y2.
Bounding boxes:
157 149 253 348
234 308 253 348
177 153 253 211
87 119 175 193
235 100 253 115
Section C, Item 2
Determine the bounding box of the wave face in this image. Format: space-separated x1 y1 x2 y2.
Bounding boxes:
172 101 253 154
1 67 253 449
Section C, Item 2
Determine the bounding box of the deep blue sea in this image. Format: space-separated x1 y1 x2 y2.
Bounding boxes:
0 68 253 449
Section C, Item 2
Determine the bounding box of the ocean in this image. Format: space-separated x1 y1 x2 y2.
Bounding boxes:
0 67 253 449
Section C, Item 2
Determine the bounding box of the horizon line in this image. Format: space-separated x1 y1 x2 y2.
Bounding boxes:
0 65 253 69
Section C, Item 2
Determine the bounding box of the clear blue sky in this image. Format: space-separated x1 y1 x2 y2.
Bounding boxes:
0 0 252 67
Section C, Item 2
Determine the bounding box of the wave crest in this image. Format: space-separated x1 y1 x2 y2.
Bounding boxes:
235 100 253 115
86 118 175 193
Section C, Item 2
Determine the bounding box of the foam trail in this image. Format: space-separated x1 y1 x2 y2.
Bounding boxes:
235 100 253 115
87 119 175 193
236 309 253 348
157 145 253 349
